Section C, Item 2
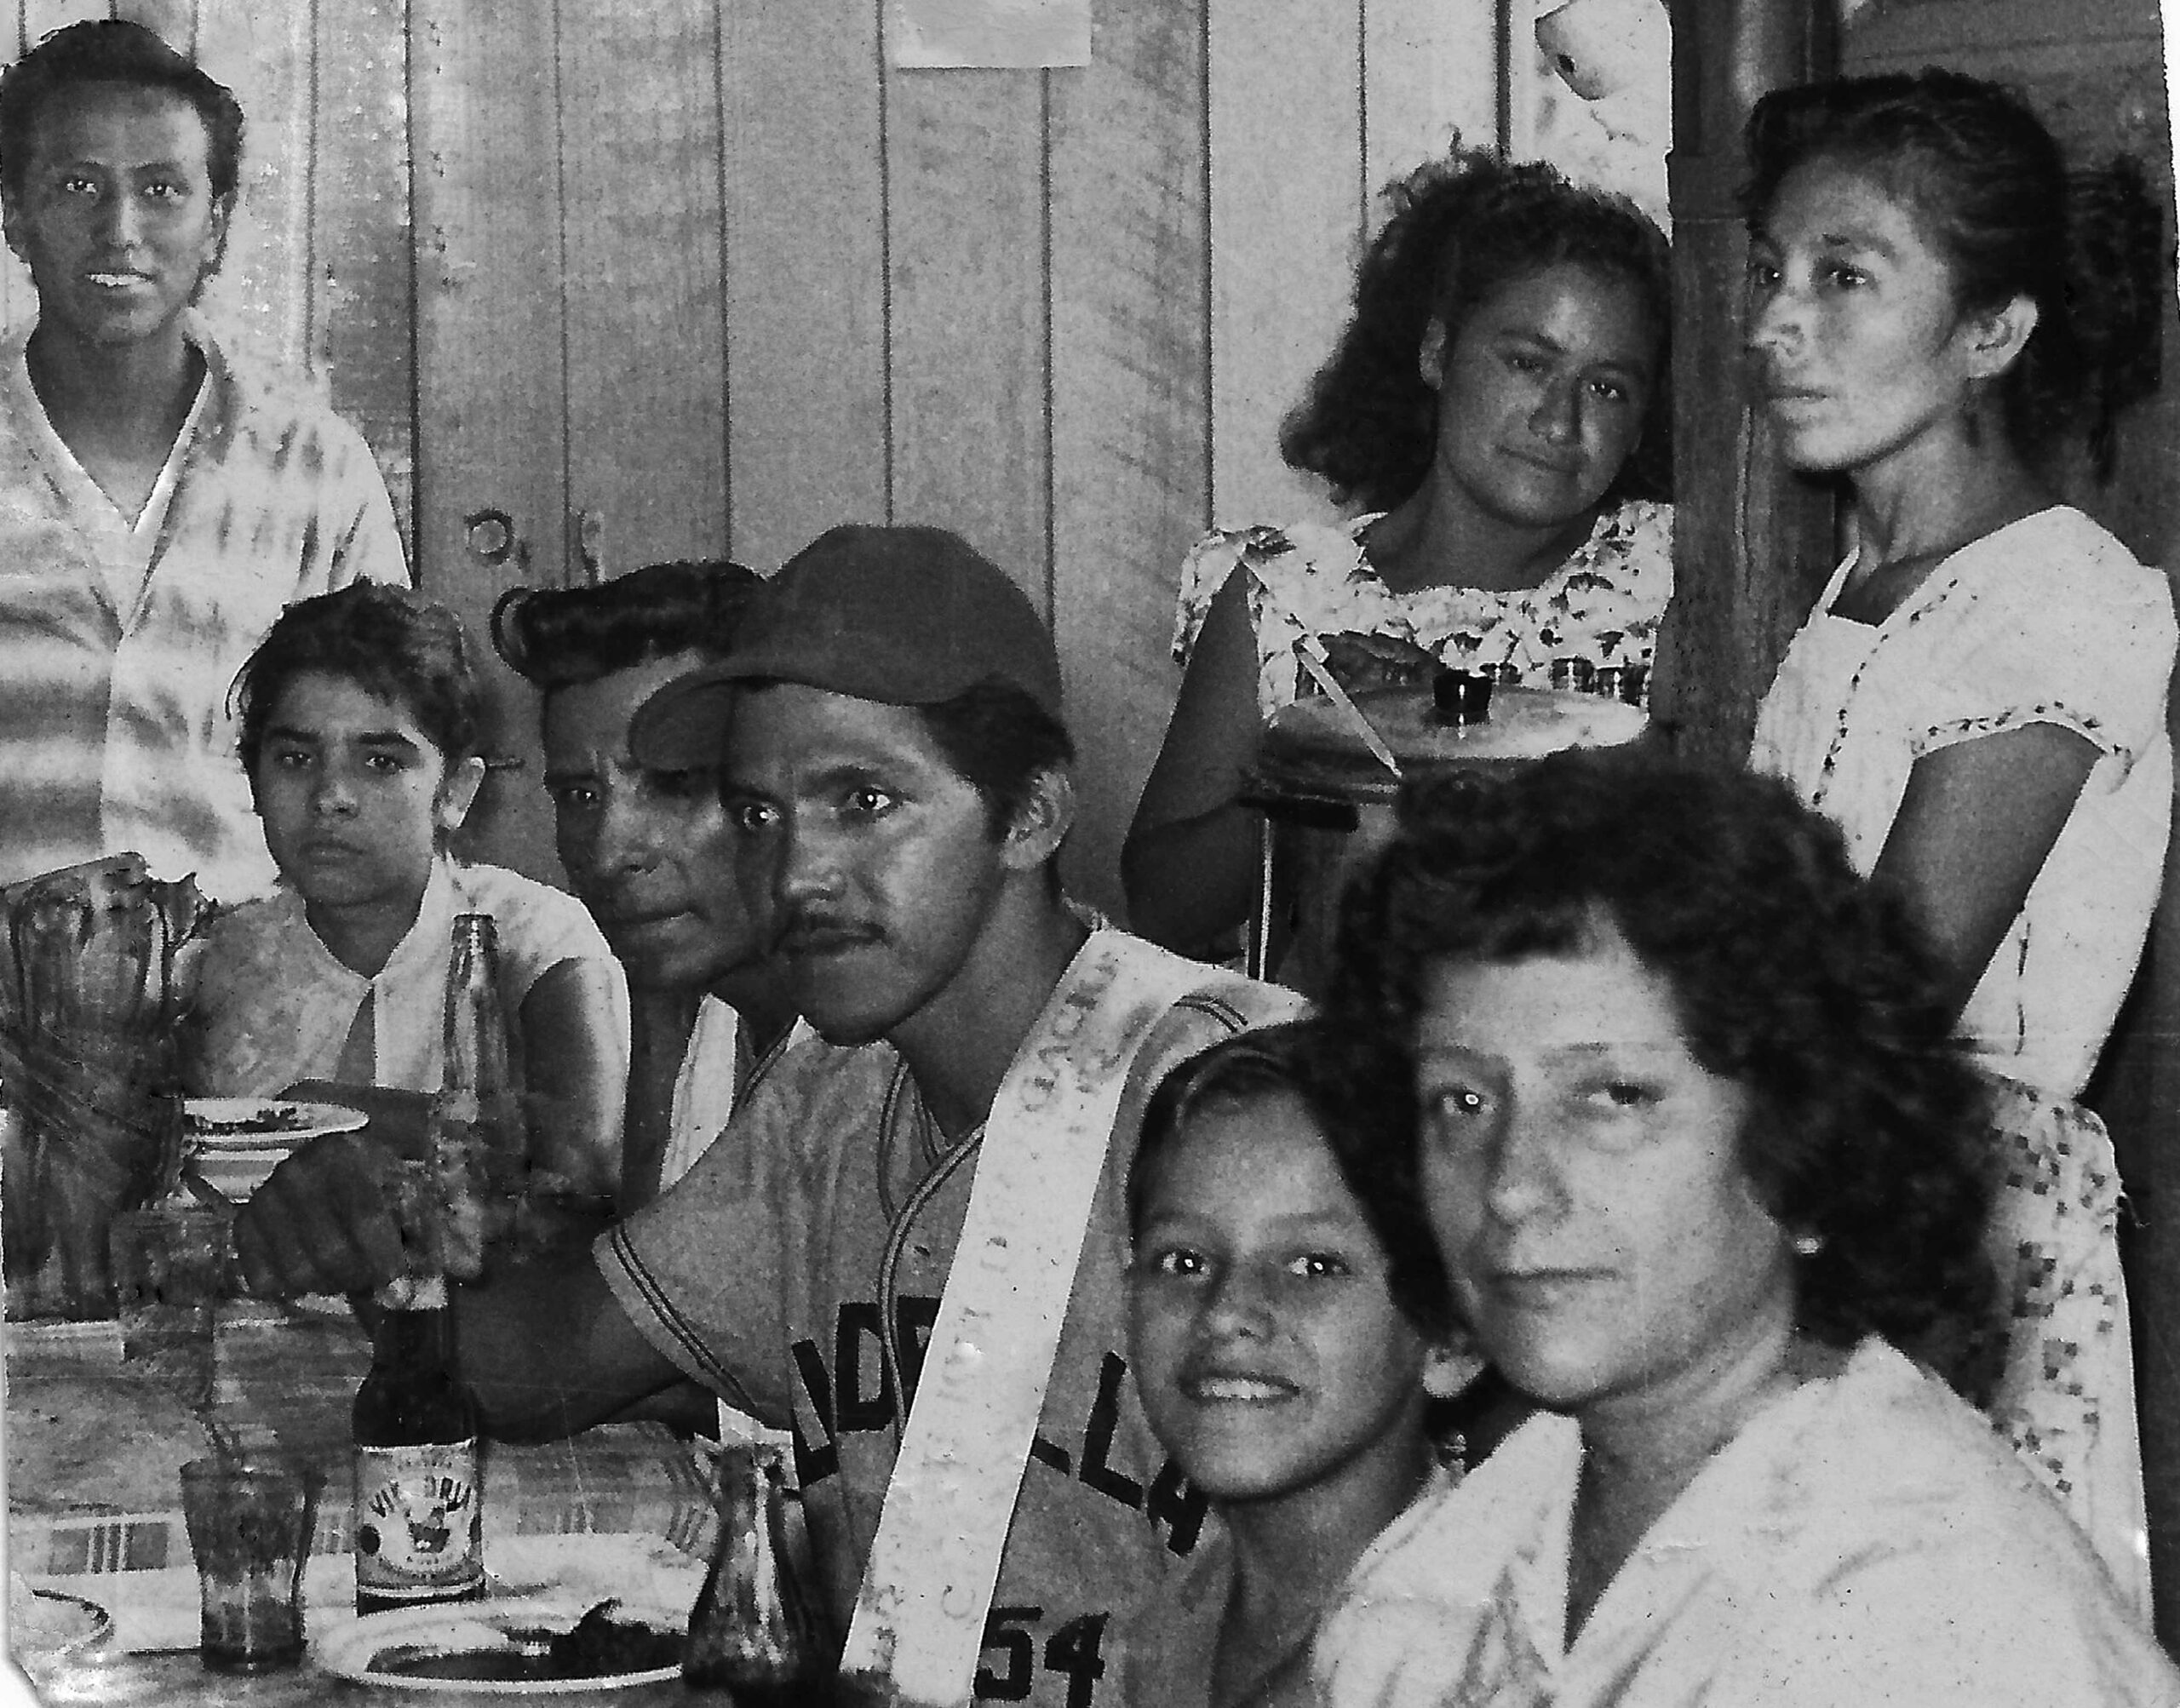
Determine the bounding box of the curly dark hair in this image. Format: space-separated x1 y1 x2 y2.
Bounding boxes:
233 582 485 782
1318 746 1999 1401
1279 143 1673 515
491 559 762 692
1743 68 2166 480
0 19 245 203
1130 1017 1456 1342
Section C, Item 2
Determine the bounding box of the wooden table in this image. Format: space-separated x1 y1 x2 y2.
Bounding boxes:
7 1302 723 1704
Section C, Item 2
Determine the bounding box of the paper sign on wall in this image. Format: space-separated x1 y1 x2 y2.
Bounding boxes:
887 0 1091 69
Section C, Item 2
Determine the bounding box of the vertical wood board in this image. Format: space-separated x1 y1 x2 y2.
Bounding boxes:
717 0 888 570
191 0 308 371
1651 0 1837 766
112 0 186 51
1363 0 1501 200
410 0 567 880
558 0 727 582
1206 0 1359 529
1049 0 1211 917
311 0 416 548
883 60 1051 611
18 0 109 56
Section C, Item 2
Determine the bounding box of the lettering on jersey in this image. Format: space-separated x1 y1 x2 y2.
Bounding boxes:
788 1300 1207 1556
835 1301 897 1432
789 1337 839 1487
973 1608 1110 1706
1077 1352 1139 1508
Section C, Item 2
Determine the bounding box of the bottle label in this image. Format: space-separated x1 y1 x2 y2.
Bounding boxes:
354 1441 484 1601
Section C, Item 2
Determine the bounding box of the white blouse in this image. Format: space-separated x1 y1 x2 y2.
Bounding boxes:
1750 506 2175 1098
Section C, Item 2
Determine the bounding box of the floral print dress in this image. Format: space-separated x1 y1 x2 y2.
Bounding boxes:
1172 498 1673 718
1751 504 2177 1620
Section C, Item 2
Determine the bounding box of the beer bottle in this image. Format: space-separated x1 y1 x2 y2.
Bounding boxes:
441 914 523 1194
353 1269 486 1615
430 914 522 1278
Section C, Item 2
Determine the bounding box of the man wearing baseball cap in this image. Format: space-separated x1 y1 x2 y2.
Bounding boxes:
238 523 1299 1708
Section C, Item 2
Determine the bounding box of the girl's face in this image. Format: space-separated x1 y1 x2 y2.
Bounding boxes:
1127 1090 1429 1508
1425 261 1656 533
253 670 479 920
1412 928 1797 1432
1745 158 2018 484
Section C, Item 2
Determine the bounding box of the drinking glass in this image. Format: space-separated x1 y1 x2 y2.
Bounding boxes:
178 1457 321 1673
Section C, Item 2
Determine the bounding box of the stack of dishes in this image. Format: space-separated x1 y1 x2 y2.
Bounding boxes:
185 1099 367 1202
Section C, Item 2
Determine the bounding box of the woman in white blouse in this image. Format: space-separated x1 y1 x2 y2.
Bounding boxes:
1743 69 2173 1608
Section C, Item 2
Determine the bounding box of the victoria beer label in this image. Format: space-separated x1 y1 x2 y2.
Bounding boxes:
353 1438 484 1608
353 1275 486 1614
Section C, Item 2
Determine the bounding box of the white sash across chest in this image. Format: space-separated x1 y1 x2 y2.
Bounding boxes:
838 929 1297 1705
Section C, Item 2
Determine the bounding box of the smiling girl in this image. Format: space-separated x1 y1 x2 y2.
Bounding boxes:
1115 1019 1470 1708
1123 146 1672 964
182 582 628 1201
1742 70 2171 1608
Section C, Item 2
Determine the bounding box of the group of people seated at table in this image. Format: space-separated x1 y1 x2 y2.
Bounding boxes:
9 12 2180 1706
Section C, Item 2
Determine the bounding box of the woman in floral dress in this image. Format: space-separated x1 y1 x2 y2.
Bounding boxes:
1123 146 1672 963
1744 70 2171 1612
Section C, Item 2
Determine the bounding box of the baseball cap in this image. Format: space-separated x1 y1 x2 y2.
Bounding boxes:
628 524 1064 770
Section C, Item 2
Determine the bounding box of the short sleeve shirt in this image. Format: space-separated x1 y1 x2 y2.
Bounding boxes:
184 857 626 1097
596 942 1300 1708
1750 507 2176 1094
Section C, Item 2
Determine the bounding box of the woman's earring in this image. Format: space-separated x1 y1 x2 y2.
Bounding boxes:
1792 1229 1824 1258
1423 1340 1481 1399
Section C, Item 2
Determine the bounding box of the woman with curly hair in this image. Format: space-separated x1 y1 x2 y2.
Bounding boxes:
1308 748 2177 1707
1123 146 1672 962
1743 70 2172 1607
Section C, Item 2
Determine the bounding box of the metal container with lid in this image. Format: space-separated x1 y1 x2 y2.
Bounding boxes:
1239 682 1648 989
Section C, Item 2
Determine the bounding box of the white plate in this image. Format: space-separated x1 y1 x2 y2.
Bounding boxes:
315 1593 686 1694
184 1099 368 1149
13 1587 114 1675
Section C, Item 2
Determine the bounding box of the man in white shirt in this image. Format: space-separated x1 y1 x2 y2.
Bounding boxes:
0 19 407 898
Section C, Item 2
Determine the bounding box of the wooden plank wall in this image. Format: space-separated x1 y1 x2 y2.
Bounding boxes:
0 0 1513 915
433 0 1504 913
1650 0 1838 766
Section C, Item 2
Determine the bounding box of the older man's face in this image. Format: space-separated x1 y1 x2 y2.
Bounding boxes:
542 652 770 1002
